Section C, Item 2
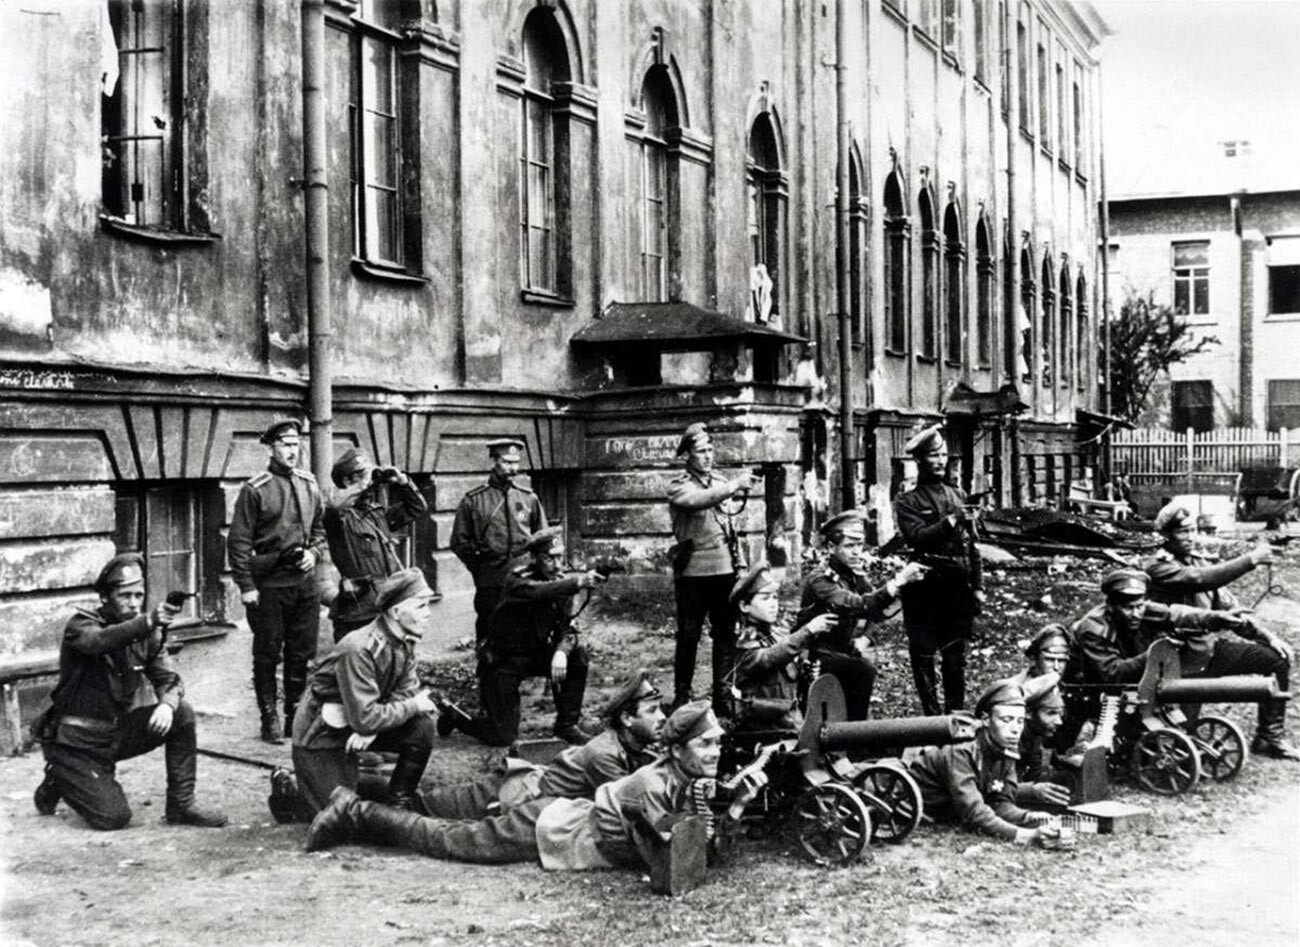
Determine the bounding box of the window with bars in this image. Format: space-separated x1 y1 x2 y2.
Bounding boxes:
350 1 405 269
884 173 910 355
943 203 964 365
101 0 206 233
1172 241 1210 317
919 188 939 359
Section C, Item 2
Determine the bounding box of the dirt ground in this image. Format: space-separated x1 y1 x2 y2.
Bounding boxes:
2 529 1298 947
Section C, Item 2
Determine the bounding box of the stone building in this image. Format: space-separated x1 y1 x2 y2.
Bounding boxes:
0 0 1106 703
1108 187 1300 431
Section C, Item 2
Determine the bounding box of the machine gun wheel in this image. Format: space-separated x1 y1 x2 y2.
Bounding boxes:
852 763 923 844
792 783 872 866
1131 729 1202 795
1188 715 1247 782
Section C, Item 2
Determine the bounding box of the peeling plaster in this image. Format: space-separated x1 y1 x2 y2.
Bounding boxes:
0 267 53 337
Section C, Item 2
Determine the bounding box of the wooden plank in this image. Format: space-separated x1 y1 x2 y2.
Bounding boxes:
0 538 117 595
0 435 113 483
0 487 116 540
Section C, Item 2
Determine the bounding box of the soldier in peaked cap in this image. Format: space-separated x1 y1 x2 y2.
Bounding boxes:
892 423 984 716
227 416 327 743
665 421 761 712
795 510 929 720
323 446 428 641
1064 566 1299 759
1144 500 1275 612
442 526 605 747
413 670 665 822
450 437 547 653
1014 676 1072 808
31 552 226 830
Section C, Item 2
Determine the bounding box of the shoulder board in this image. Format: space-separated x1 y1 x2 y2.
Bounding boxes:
669 472 690 482
72 606 104 622
510 563 532 577
291 468 317 483
464 484 490 497
248 472 273 488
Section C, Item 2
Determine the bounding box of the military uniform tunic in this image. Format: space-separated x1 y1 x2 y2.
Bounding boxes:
731 619 807 733
908 730 1035 840
1144 547 1254 611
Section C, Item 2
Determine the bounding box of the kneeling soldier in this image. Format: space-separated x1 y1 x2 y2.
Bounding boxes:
304 702 765 873
908 680 1051 844
418 670 664 819
32 553 226 830
281 569 440 817
729 564 837 735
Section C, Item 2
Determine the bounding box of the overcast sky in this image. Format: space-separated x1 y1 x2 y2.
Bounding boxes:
1092 0 1300 197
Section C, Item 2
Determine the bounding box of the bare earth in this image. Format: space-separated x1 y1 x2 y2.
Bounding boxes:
3 539 1299 947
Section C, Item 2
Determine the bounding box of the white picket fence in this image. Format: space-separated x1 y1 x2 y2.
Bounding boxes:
1111 426 1292 493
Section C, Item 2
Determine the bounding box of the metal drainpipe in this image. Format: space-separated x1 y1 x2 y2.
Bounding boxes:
302 0 333 485
1004 1 1020 509
1097 63 1112 480
836 0 855 511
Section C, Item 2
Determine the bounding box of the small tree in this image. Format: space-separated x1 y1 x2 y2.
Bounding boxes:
1107 290 1218 424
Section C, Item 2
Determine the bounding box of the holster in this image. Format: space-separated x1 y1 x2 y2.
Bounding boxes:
668 539 695 578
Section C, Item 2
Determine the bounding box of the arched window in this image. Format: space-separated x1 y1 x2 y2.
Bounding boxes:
849 153 869 346
636 67 678 301
1018 244 1035 383
883 172 910 354
1058 259 1072 386
746 113 786 324
1076 271 1089 392
943 202 965 365
919 187 939 359
1040 253 1056 387
520 10 570 294
975 215 993 366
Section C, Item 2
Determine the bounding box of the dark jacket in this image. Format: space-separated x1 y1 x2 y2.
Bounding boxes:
908 730 1033 840
666 467 741 577
227 461 326 592
40 607 182 748
796 558 897 653
482 563 583 661
730 618 808 732
893 478 983 592
450 473 546 589
537 727 659 799
324 480 428 625
1070 601 1240 685
1144 547 1252 611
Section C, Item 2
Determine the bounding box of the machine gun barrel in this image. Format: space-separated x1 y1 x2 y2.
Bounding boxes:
818 715 977 753
1155 675 1287 704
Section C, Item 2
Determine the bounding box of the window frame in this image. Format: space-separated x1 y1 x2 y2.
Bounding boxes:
1016 8 1031 135
1268 264 1300 315
1040 254 1055 387
350 11 406 271
941 0 962 66
1075 272 1088 392
1058 260 1072 387
975 216 994 368
1266 379 1300 431
1172 240 1211 319
943 202 965 366
918 188 939 361
746 113 787 325
1036 27 1051 153
1172 379 1215 433
883 172 911 357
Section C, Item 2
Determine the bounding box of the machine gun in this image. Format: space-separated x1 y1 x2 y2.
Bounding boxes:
1060 638 1288 798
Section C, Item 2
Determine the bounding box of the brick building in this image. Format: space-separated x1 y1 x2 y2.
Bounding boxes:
0 0 1106 689
1108 187 1300 431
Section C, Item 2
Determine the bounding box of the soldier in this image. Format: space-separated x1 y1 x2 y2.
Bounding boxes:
278 569 441 817
324 447 429 642
418 670 664 819
893 423 984 715
450 438 547 649
31 553 226 830
796 511 928 720
441 526 601 746
728 564 838 735
666 422 760 712
1144 501 1275 611
227 417 327 744
908 680 1052 844
1070 568 1299 759
303 701 767 874
1014 676 1072 809
1010 624 1072 749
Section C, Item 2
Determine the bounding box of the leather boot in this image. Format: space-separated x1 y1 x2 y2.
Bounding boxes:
909 646 941 717
164 702 227 827
1251 698 1300 760
34 766 60 816
306 786 361 852
283 669 308 744
386 747 431 810
267 767 304 824
254 662 282 745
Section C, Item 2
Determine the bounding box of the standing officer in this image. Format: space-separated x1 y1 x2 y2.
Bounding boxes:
666 422 759 712
442 526 602 746
450 438 547 650
797 511 928 720
227 418 327 744
893 424 984 715
31 553 226 830
324 447 428 641
1144 502 1274 611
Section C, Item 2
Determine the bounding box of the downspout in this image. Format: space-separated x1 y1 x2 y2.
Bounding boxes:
302 0 333 485
1005 0 1021 508
1098 63 1112 479
836 0 855 510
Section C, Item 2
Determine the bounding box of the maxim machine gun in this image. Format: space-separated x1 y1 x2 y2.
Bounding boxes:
1063 638 1288 798
725 675 977 866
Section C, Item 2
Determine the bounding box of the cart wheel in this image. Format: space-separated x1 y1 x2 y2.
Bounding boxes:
792 783 872 866
1131 729 1202 795
1189 715 1247 782
853 763 923 843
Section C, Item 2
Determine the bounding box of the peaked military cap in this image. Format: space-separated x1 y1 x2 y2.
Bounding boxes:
260 417 303 445
603 669 663 724
331 446 371 488
1024 623 1072 657
1101 568 1149 599
523 525 564 555
374 568 434 611
675 422 711 458
903 423 946 456
819 510 867 541
1154 502 1195 535
1029 683 1065 711
729 563 778 605
487 438 524 458
974 679 1027 718
661 700 724 747
1020 672 1060 706
95 552 146 593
